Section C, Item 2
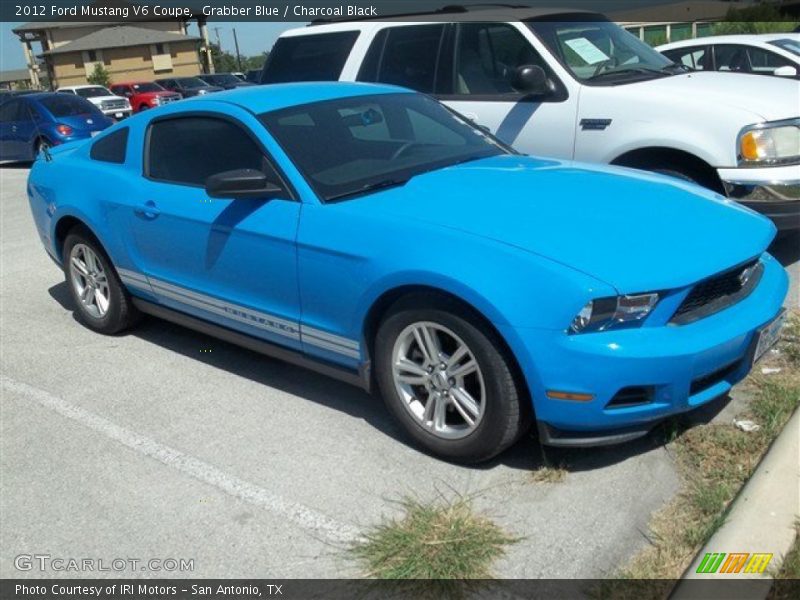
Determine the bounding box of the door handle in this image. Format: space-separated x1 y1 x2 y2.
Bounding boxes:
134 201 160 220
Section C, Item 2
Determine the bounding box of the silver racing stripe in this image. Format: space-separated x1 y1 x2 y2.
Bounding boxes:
115 268 361 358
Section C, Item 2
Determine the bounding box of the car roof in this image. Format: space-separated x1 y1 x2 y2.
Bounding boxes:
658 33 800 50
59 84 107 90
305 5 595 27
188 81 410 114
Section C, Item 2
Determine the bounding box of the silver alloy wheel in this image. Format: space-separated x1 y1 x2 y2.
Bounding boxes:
69 243 110 319
391 321 486 440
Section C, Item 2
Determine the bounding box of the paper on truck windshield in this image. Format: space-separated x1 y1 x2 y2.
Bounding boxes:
564 37 610 65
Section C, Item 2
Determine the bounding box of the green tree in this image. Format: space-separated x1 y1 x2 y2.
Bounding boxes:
243 52 269 71
210 43 238 73
713 5 799 35
86 62 111 88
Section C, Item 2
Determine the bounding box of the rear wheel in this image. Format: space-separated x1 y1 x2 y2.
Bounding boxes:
375 295 529 463
63 226 138 335
34 137 50 157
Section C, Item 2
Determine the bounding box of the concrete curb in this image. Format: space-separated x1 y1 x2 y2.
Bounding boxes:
671 407 799 599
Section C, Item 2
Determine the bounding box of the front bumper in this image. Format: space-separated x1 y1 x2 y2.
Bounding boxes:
503 254 789 447
101 107 132 120
719 164 800 231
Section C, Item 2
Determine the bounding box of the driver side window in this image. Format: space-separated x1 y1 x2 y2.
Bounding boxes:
453 23 542 96
146 116 283 191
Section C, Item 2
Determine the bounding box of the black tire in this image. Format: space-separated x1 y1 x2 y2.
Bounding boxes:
33 137 50 157
63 225 138 335
374 294 530 464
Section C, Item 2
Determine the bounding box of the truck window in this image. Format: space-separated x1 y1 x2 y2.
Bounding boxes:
262 31 360 83
357 25 446 93
453 23 544 95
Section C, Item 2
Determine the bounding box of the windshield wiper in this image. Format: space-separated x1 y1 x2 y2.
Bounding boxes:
326 177 410 202
588 66 671 82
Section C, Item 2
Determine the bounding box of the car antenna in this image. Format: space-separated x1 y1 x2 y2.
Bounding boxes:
26 100 52 162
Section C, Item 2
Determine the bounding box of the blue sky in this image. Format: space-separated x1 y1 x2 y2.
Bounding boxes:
0 21 305 71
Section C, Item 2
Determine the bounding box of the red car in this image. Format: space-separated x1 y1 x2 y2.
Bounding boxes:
109 82 181 112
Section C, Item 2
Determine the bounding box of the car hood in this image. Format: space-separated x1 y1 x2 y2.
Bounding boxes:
621 71 799 121
86 95 127 104
353 155 775 292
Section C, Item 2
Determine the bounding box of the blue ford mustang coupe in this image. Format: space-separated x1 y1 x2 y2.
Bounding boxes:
27 83 788 462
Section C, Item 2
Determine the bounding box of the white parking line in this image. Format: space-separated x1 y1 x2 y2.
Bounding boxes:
0 375 361 545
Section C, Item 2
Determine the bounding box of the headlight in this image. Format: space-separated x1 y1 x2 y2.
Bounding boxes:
153 97 162 106
570 294 659 334
738 118 800 167
124 99 131 109
198 89 207 95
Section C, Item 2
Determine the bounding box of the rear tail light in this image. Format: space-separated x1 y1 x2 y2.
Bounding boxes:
55 124 73 136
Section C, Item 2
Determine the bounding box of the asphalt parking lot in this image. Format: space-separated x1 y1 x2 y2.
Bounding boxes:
1 164 798 579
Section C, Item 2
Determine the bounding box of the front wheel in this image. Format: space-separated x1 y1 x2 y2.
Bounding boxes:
375 296 529 463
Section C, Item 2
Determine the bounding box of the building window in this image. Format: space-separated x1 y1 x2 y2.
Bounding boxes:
155 43 166 55
87 50 97 62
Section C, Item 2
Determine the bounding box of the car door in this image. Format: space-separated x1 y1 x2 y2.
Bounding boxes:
0 99 21 159
128 109 304 350
357 22 577 158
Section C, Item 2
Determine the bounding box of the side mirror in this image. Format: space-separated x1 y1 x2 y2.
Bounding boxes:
511 65 556 96
774 65 797 78
205 168 283 200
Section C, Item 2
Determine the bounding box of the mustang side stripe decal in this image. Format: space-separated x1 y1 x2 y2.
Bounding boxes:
301 326 360 350
117 269 361 358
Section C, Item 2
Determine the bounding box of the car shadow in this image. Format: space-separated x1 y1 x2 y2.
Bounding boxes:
0 161 34 169
48 281 733 473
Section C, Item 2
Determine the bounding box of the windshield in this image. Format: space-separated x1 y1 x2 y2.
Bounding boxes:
75 86 112 98
176 77 208 89
203 74 240 85
528 18 678 84
132 82 164 93
770 39 800 57
40 94 102 117
261 93 509 202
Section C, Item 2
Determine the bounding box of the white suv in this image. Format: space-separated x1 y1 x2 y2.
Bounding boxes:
57 85 132 121
262 8 800 231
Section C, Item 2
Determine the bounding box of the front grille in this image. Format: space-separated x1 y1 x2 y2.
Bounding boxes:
606 386 654 409
161 95 180 104
690 361 742 396
671 259 763 325
102 99 128 110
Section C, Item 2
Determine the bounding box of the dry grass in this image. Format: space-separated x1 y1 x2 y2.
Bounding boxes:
351 495 517 581
618 311 800 581
529 464 568 484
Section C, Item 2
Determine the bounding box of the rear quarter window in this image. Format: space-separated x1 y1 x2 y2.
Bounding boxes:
90 127 129 164
262 31 360 83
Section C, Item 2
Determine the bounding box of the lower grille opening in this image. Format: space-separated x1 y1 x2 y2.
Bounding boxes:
690 361 742 396
607 386 654 409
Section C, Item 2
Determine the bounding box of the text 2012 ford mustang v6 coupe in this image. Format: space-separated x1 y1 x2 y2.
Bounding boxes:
27 83 788 463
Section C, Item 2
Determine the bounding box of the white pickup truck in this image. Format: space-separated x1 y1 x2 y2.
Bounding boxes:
262 7 800 230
